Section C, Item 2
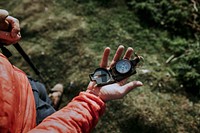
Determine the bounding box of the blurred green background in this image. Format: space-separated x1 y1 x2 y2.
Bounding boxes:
1 0 200 132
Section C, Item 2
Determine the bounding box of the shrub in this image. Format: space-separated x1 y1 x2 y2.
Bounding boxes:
164 37 200 95
126 0 200 38
173 41 200 95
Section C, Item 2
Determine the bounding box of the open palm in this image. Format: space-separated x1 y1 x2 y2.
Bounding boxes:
87 45 143 102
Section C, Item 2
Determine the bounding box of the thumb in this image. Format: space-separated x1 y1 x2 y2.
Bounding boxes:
122 81 143 95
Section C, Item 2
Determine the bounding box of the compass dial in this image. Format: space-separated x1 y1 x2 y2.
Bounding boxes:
93 68 111 84
115 59 131 74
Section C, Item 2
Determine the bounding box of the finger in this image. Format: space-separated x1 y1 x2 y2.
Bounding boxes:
87 81 96 90
0 31 11 40
6 16 20 38
110 45 124 68
121 81 143 95
0 31 21 45
123 47 134 59
100 47 110 68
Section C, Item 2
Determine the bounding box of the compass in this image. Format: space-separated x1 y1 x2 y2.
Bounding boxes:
89 55 141 86
90 68 114 86
115 59 132 74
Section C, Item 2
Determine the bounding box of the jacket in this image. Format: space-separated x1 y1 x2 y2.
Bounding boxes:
0 53 106 133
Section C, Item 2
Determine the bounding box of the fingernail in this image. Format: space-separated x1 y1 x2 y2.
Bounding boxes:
128 47 133 51
119 45 124 48
136 81 143 86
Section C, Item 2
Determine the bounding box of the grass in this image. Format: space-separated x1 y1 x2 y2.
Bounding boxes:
1 0 200 132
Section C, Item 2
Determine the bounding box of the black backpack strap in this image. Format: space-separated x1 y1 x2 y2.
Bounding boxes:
0 45 12 58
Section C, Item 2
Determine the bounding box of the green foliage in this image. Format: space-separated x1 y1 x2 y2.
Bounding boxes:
163 37 188 56
126 0 200 37
74 0 118 6
125 0 200 95
172 41 200 95
160 35 200 95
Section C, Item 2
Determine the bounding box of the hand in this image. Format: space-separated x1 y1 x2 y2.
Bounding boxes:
87 45 143 102
0 9 21 45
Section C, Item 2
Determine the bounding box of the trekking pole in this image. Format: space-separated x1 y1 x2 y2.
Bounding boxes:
0 9 46 84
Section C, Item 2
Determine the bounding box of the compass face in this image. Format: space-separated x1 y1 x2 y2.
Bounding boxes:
115 60 131 74
93 68 111 84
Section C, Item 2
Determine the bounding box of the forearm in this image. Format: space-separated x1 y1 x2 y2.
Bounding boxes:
28 92 106 133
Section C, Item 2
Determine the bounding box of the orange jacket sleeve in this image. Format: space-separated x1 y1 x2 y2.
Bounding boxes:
0 53 106 133
28 92 106 133
0 53 36 133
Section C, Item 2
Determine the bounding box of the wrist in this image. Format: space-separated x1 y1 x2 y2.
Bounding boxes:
86 89 99 97
86 89 108 102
